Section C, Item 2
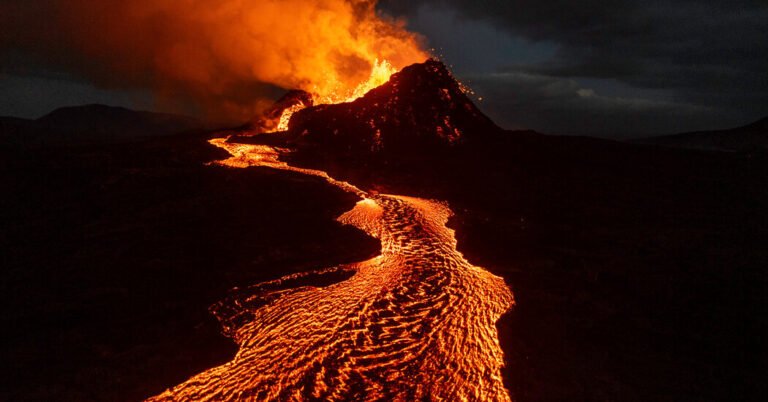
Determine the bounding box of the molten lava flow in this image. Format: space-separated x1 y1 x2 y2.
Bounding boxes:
148 138 515 401
276 101 307 132
275 59 398 131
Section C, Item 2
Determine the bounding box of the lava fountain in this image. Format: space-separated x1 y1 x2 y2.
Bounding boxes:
147 136 515 401
276 59 398 131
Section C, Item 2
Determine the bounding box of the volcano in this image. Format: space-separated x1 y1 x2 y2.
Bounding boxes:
284 59 500 155
3 56 767 402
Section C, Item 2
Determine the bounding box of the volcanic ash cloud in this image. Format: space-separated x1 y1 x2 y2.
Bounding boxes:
0 0 427 121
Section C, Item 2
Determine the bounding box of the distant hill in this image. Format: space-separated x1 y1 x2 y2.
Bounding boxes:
635 117 768 152
0 104 206 147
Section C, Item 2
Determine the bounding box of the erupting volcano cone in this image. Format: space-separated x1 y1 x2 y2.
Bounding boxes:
287 59 501 154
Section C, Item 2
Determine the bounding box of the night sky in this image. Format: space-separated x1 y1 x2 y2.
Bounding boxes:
2 0 767 138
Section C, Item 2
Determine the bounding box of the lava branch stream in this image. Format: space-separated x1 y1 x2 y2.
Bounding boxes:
148 138 515 401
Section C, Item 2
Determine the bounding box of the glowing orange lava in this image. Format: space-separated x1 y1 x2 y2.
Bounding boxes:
327 59 398 104
275 101 307 132
148 138 515 401
275 59 398 132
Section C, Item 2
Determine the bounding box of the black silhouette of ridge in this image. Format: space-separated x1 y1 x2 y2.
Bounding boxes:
1 104 206 146
635 116 768 152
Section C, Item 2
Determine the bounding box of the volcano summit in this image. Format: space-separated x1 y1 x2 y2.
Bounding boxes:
286 59 500 154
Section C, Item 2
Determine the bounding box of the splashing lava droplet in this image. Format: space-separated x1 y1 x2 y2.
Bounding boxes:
148 138 515 401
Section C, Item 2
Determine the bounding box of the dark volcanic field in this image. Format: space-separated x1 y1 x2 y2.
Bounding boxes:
0 133 379 401
287 131 768 401
2 115 767 401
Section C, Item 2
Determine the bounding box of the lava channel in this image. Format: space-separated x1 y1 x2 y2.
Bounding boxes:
148 137 515 401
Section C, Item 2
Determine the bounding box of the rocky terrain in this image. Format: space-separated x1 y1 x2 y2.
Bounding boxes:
0 125 378 400
1 59 766 400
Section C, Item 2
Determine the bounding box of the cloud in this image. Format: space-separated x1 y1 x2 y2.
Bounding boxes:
0 0 427 122
470 71 718 138
2 0 765 135
382 0 768 135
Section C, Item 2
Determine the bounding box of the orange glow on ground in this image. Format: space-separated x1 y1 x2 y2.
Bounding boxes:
148 138 515 400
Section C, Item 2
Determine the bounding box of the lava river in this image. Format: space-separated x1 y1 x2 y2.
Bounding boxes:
148 138 515 401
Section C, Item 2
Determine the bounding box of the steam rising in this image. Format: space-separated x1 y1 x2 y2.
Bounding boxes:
0 0 427 121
